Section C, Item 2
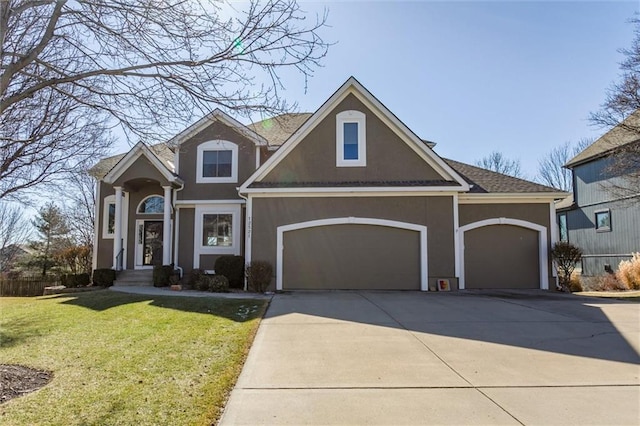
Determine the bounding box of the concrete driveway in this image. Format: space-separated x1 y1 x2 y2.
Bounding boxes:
219 291 640 425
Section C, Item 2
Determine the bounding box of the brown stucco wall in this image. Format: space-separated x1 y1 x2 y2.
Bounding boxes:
177 207 195 271
260 94 445 184
112 155 171 188
464 225 539 289
96 182 115 269
459 203 554 289
177 121 256 200
283 224 421 290
251 196 455 290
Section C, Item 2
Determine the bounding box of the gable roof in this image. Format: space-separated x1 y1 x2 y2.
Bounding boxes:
166 108 268 148
240 77 470 193
89 143 174 179
444 159 564 194
565 111 640 168
248 113 313 147
101 141 182 185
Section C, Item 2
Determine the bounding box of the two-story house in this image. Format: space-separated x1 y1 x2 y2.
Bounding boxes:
557 113 640 275
90 77 566 291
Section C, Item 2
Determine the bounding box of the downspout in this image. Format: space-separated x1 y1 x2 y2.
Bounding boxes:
238 189 249 291
173 181 185 278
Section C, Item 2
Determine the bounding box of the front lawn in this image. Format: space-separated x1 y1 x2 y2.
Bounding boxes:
0 290 267 425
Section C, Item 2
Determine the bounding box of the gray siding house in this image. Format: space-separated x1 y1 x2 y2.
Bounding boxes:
557 114 640 275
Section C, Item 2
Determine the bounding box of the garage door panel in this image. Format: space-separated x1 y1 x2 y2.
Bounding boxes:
465 225 539 289
283 224 420 290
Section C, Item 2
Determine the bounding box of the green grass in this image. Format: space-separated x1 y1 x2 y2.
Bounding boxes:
0 290 268 425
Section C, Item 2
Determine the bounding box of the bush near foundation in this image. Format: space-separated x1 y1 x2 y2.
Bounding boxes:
551 242 583 292
61 273 91 288
92 269 116 287
153 265 173 287
214 255 244 289
617 253 640 290
246 260 273 293
580 274 629 292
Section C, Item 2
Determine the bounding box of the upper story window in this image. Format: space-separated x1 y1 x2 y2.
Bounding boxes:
595 209 611 232
196 140 238 183
336 110 366 167
138 195 164 214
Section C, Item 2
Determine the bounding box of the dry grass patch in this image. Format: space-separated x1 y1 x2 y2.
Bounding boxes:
0 290 267 425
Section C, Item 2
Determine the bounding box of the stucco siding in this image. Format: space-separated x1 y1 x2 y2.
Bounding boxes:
260 94 446 184
112 155 171 187
96 182 115 269
177 208 195 272
251 196 455 290
177 121 256 200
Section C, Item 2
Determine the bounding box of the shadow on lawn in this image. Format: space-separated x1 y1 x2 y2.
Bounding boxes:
43 290 266 323
266 290 640 365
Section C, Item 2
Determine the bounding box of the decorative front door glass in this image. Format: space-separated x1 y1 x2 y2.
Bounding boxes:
143 221 163 266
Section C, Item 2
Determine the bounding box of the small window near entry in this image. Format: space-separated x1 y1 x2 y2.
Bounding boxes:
336 110 366 167
102 195 116 239
202 214 233 247
558 213 568 242
595 210 611 232
138 196 164 214
107 203 116 234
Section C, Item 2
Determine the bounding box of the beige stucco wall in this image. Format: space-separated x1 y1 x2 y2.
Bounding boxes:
260 94 445 184
177 121 257 200
251 196 455 291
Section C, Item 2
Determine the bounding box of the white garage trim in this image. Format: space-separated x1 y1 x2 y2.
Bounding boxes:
458 217 548 290
276 217 428 291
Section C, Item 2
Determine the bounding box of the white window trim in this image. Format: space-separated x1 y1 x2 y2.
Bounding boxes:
336 110 366 167
137 194 164 214
196 140 238 183
102 195 116 239
193 204 242 268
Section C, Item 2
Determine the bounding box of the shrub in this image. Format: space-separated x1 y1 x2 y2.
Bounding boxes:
214 255 245 289
617 253 640 290
580 274 629 292
246 260 273 293
187 269 205 290
61 273 91 288
92 269 116 287
207 274 229 292
551 242 583 292
153 265 173 287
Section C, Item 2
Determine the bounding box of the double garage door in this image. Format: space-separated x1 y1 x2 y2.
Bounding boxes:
281 222 422 290
279 220 543 291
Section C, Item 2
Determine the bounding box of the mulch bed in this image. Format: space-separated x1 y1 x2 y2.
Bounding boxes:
0 364 52 404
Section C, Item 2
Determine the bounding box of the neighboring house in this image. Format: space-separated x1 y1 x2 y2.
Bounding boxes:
90 77 566 291
557 114 640 276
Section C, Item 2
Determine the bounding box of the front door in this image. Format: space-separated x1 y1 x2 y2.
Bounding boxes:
135 220 163 268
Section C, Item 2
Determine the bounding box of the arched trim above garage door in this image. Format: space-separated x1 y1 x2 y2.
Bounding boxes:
276 217 428 291
458 217 548 290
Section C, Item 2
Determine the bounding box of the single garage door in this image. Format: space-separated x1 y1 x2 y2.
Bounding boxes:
464 224 539 289
282 223 421 290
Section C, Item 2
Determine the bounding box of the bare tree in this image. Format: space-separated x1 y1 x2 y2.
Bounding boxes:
60 167 96 248
537 138 593 191
475 151 524 178
1 0 329 201
590 17 640 199
0 201 32 273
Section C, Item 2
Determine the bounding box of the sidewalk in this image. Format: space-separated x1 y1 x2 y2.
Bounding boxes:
109 285 273 300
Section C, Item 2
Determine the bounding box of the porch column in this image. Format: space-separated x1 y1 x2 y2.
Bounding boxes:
162 185 172 265
113 186 123 270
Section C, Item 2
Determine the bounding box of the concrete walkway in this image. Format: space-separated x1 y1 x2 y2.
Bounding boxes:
219 290 640 425
109 285 273 300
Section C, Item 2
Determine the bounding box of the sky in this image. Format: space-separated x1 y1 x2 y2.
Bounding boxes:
110 0 639 179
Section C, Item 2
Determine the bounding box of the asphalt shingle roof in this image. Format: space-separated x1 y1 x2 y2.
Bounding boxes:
565 111 640 168
444 159 563 194
89 143 174 179
248 113 312 147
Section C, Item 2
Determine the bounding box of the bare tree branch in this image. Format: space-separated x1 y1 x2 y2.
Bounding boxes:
475 151 525 178
537 138 592 191
1 0 330 201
